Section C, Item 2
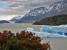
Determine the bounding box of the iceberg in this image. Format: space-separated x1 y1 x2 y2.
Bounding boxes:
26 25 67 37
26 27 34 32
40 25 67 36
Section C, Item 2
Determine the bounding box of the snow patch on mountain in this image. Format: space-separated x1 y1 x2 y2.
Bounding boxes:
10 0 67 23
26 7 48 16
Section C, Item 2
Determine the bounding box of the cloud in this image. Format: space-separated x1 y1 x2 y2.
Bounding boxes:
0 0 61 16
0 15 16 20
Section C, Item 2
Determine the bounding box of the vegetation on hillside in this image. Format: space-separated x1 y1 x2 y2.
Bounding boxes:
0 30 50 50
34 15 67 25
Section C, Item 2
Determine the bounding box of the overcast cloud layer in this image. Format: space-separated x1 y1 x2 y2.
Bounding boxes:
0 0 61 20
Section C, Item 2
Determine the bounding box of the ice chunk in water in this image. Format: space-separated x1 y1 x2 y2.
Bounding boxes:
40 25 67 36
26 25 67 37
26 27 34 32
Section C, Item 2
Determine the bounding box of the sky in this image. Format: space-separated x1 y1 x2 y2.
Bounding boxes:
0 0 61 20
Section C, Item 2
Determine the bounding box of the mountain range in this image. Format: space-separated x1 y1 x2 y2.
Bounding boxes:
10 0 67 23
0 0 67 24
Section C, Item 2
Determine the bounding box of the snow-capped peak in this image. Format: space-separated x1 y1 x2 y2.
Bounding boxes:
26 7 49 16
10 0 67 23
50 0 67 12
25 0 67 17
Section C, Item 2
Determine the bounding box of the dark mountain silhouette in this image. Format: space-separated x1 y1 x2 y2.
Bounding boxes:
0 20 9 23
34 15 67 25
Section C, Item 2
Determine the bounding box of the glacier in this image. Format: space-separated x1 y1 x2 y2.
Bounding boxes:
26 25 67 37
40 25 67 35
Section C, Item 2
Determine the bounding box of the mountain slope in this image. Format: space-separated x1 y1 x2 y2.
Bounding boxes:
11 7 48 23
10 0 67 23
14 16 40 23
34 15 67 25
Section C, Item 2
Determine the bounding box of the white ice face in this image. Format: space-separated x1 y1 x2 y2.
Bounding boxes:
26 27 34 32
26 25 67 37
40 25 67 36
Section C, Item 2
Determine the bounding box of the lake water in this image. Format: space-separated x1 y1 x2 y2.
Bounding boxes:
0 23 67 36
0 23 67 50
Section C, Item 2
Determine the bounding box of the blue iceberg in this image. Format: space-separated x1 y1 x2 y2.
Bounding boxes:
26 25 67 37
40 25 67 36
